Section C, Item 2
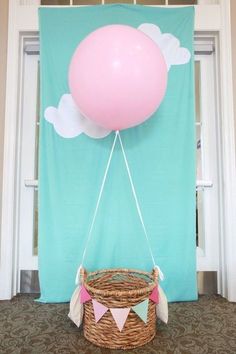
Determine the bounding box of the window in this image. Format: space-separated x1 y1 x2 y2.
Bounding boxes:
41 0 211 6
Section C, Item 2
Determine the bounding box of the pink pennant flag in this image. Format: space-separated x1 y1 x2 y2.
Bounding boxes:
110 308 130 332
92 299 108 323
149 286 159 304
80 285 91 304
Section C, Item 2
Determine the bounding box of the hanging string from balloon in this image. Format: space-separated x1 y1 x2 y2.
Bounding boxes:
117 132 156 268
80 131 119 269
76 130 158 286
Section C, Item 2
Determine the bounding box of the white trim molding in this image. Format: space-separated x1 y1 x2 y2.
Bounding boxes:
1 0 236 301
217 0 236 302
19 0 40 5
0 0 20 299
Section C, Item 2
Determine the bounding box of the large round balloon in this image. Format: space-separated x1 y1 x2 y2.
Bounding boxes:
69 24 167 131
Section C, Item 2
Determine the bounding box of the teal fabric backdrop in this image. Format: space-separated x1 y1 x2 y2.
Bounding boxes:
39 5 197 303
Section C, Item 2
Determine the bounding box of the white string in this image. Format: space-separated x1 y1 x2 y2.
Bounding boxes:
155 265 165 281
117 131 156 268
75 264 82 285
80 131 118 267
77 129 164 284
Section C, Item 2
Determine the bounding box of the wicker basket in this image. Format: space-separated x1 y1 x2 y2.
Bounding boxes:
81 267 158 349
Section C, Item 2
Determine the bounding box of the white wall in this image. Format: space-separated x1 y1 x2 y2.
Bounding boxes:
0 0 9 246
231 0 236 152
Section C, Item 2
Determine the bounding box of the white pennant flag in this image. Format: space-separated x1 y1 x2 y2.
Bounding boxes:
110 308 130 332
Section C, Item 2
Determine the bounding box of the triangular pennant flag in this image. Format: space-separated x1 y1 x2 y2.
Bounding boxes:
132 299 149 323
149 286 159 304
110 308 130 332
80 285 91 304
92 299 108 323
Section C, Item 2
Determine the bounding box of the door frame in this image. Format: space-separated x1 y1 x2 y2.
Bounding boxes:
1 0 236 301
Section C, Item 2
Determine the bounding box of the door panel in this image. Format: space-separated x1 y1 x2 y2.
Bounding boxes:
195 45 220 272
18 44 39 292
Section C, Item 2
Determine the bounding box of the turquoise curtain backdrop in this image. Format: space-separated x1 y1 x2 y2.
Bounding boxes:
39 5 196 303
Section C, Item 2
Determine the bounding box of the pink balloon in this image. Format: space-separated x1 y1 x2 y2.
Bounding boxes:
68 25 167 131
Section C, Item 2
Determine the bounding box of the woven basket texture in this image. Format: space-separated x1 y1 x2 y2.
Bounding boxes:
82 268 158 349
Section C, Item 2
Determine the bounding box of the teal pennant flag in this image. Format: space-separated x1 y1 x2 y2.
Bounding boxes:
132 299 149 323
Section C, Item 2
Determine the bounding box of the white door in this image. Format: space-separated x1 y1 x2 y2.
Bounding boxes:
17 41 39 292
195 40 220 274
17 37 220 292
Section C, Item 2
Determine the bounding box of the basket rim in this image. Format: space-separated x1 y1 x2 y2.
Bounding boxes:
82 267 158 297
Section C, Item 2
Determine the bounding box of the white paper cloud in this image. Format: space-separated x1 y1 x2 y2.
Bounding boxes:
44 94 111 139
138 23 191 71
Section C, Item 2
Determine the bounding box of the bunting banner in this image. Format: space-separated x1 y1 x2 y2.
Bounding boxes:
77 287 158 331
